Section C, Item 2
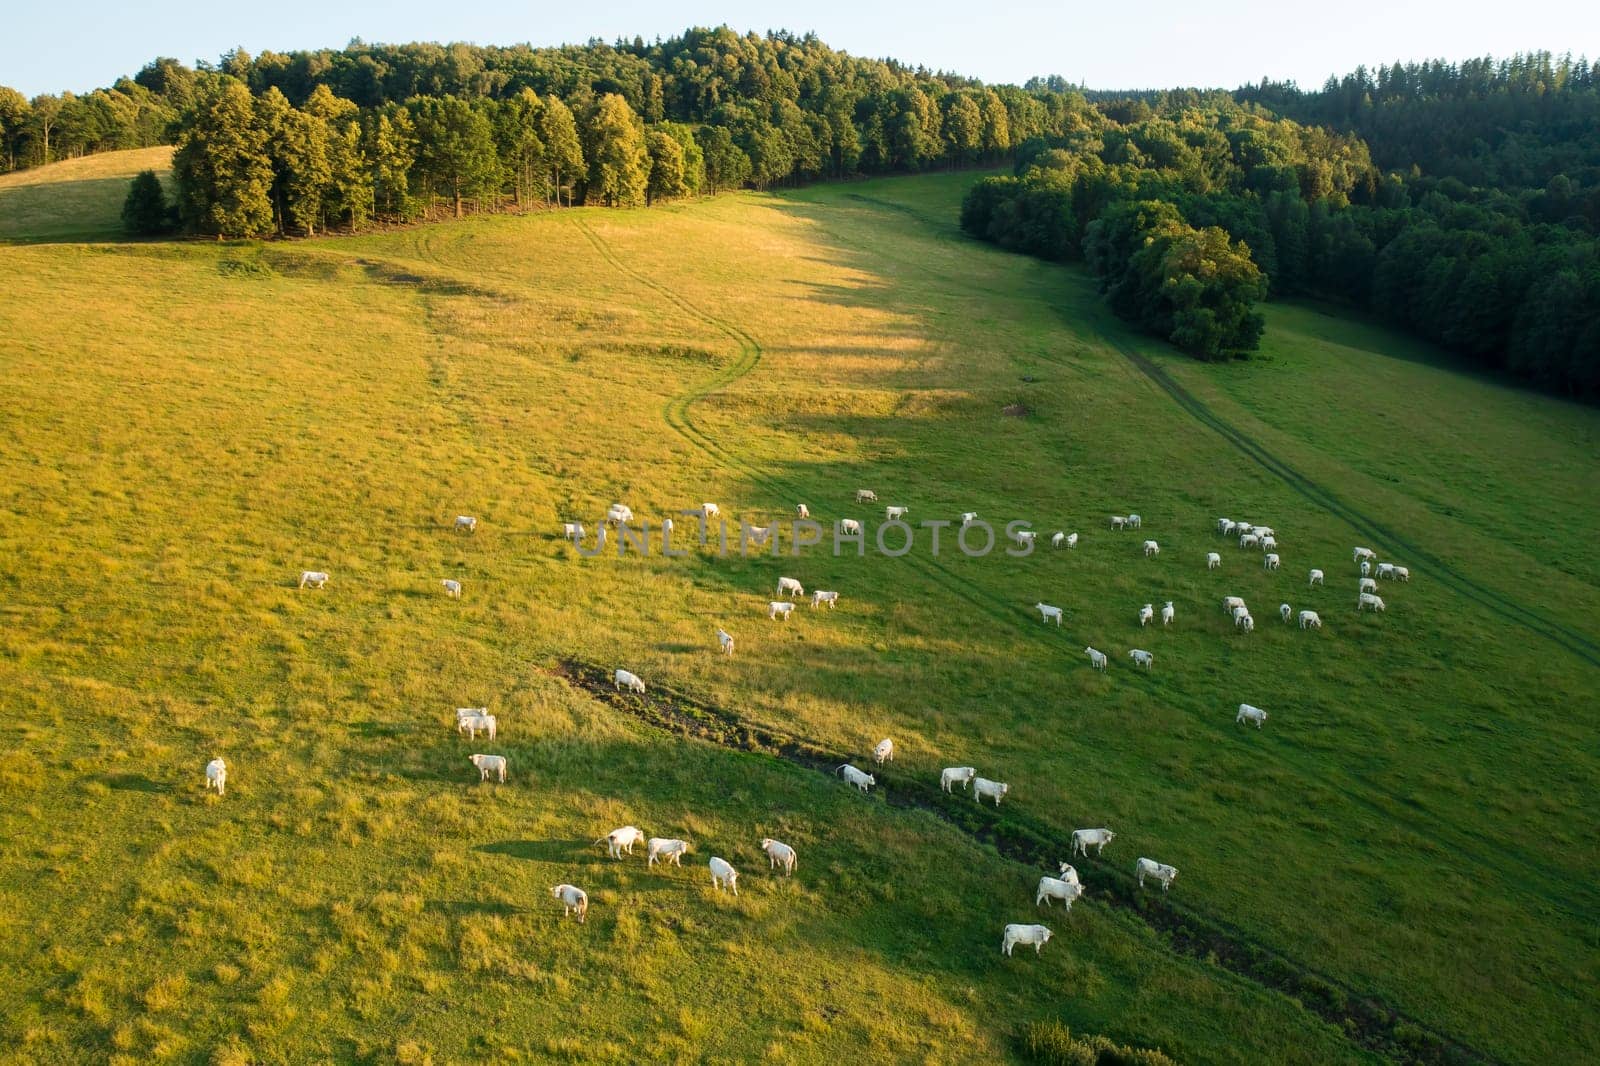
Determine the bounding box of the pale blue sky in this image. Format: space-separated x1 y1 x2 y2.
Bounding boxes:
4 1 1596 98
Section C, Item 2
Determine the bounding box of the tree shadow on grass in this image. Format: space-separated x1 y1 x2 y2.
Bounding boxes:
427 898 525 917
102 773 169 793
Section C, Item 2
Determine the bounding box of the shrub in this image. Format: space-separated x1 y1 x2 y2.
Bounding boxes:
1019 1019 1178 1065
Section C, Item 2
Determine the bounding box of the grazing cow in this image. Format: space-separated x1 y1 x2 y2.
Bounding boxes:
1111 515 1128 530
647 838 690 867
796 504 809 519
973 777 1009 806
1002 924 1053 956
960 512 979 526
1142 540 1160 556
1071 828 1115 857
441 579 462 599
1358 592 1386 612
1393 565 1410 582
469 754 506 782
1264 553 1280 571
1223 595 1246 614
1299 610 1322 629
746 525 773 544
1057 862 1080 885
761 838 797 876
562 522 584 541
1035 602 1063 626
298 570 329 589
454 515 477 534
1136 857 1179 892
1036 876 1086 909
811 590 840 609
1161 601 1175 626
873 738 894 766
1236 703 1267 728
1139 603 1154 627
614 669 646 693
1254 527 1275 539
1237 523 1254 535
607 504 634 524
838 519 862 536
855 490 878 503
204 758 226 797
662 518 674 536
1129 648 1153 670
551 884 588 922
1376 563 1397 580
1064 532 1079 548
1127 514 1142 528
1239 533 1260 550
885 505 908 520
1237 612 1255 632
1232 605 1250 625
1353 546 1376 563
1309 568 1324 587
777 576 804 599
940 766 977 792
1279 602 1292 623
1359 577 1377 594
1085 646 1107 671
717 628 734 656
1014 529 1038 546
1221 520 1238 536
702 503 720 519
768 601 795 621
596 826 646 860
1051 532 1065 548
1261 536 1278 553
1207 552 1222 570
1361 560 1371 577
1217 517 1233 534
838 764 875 792
457 712 496 741
708 856 739 894
456 707 488 725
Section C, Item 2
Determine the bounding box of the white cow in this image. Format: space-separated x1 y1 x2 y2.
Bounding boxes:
1232 605 1250 625
873 738 894 766
1127 514 1142 529
614 669 646 693
1223 595 1246 614
1136 857 1178 892
768 601 795 621
885 505 908 520
1358 592 1386 612
1071 828 1114 857
1299 610 1322 629
1376 563 1397 580
596 825 646 860
469 753 506 782
454 515 477 534
838 764 875 792
1085 646 1107 671
796 503 809 519
1014 529 1038 546
1051 532 1066 548
647 837 690 867
1139 603 1154 627
1129 648 1153 670
1217 517 1232 533
973 777 1009 806
708 856 739 894
1002 924 1053 956
1394 566 1410 582
456 706 488 725
1221 520 1238 536
1056 862 1080 885
458 712 496 741
204 757 226 796
940 766 977 792
838 519 862 536
761 838 797 876
1279 602 1292 624
607 503 634 524
1237 612 1255 632
702 503 720 519
1036 876 1086 909
811 590 840 609
298 570 329 589
662 518 674 537
1207 552 1222 569
1111 515 1128 530
960 512 979 526
1237 523 1254 535
1261 536 1278 553
1064 532 1079 548
1264 553 1280 571
717 628 734 656
1361 560 1372 577
562 521 584 541
1161 601 1175 626
551 884 588 922
1035 602 1063 626
777 576 804 598
1239 533 1260 550
1254 526 1275 539
1142 540 1160 556
1354 546 1376 563
746 525 773 544
441 579 462 599
1236 703 1267 728
855 490 878 503
1359 577 1377 594
1309 568 1324 586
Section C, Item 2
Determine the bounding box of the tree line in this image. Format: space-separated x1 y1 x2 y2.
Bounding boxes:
961 100 1599 397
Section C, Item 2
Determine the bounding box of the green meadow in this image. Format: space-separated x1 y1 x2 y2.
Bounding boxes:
0 151 1595 1064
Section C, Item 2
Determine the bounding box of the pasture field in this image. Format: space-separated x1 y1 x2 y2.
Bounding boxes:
0 151 1596 1064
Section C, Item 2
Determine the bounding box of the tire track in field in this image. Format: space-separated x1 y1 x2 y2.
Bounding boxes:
552 657 1493 1066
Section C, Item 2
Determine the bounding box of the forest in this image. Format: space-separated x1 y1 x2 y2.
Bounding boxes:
2 34 1595 396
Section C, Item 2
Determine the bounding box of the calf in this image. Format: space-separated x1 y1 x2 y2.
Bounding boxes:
973 777 1009 806
1237 703 1267 728
204 757 227 797
1071 828 1114 857
551 884 588 922
940 766 977 792
1136 857 1178 891
838 764 875 792
768 601 795 621
647 837 690 867
596 826 646 860
1035 602 1063 626
708 856 739 894
469 753 506 782
1002 924 1053 956
761 838 797 876
614 669 646 693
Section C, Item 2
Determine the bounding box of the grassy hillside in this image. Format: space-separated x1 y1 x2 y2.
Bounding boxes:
0 151 1595 1065
0 147 174 243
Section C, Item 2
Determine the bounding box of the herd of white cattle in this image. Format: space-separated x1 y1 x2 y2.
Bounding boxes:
251 495 1417 956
